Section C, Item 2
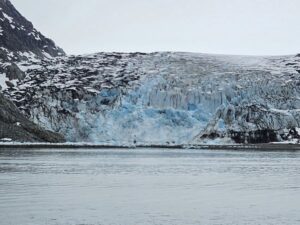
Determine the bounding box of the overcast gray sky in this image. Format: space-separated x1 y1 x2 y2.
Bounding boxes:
11 0 300 55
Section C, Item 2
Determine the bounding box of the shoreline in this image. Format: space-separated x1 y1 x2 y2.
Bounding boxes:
0 143 299 151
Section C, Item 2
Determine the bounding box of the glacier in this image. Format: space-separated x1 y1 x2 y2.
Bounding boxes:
3 51 300 145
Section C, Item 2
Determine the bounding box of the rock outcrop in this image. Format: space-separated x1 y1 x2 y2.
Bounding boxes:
0 0 65 142
0 0 65 90
0 0 65 59
0 92 64 142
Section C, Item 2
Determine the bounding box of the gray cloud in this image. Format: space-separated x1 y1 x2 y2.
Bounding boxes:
11 0 300 55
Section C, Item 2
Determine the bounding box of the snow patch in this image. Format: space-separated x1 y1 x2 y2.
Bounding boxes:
0 74 8 90
2 12 13 23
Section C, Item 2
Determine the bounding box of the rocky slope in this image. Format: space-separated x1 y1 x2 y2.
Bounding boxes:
0 0 64 59
0 0 65 88
3 52 300 145
0 92 64 142
0 0 65 142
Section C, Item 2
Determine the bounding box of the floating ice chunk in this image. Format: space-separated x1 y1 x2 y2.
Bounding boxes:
0 138 12 142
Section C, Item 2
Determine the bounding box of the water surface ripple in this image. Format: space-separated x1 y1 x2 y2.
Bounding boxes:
0 148 299 225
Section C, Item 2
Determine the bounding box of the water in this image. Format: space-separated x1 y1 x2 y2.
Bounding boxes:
0 148 299 225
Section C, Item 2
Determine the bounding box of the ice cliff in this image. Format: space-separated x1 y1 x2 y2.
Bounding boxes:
3 52 300 144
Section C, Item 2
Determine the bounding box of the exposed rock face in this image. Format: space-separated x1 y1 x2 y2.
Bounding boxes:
0 0 65 59
4 62 25 80
0 92 64 142
0 0 65 91
3 52 300 144
0 0 65 142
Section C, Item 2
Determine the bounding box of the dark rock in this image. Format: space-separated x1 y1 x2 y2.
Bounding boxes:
0 0 65 59
5 80 14 88
229 130 278 144
0 92 65 142
5 63 25 80
0 0 66 142
201 132 220 139
286 63 296 66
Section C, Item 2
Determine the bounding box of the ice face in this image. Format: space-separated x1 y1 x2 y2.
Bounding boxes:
3 52 300 144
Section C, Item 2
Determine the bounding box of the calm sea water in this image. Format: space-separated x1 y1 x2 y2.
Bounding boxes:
0 148 299 225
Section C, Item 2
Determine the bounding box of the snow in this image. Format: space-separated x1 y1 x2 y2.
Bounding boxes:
0 74 8 90
17 51 40 62
4 52 300 145
17 63 42 71
27 32 41 41
2 12 13 23
0 138 12 142
271 139 299 144
42 51 52 59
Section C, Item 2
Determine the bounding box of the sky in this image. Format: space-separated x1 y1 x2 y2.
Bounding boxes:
11 0 300 56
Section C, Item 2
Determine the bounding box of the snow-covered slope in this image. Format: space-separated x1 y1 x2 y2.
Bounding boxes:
4 52 300 145
0 0 65 143
0 0 64 59
0 0 65 91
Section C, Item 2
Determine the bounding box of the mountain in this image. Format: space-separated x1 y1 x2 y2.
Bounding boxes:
0 0 65 60
0 0 65 86
0 0 65 142
1 0 300 145
3 52 300 145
